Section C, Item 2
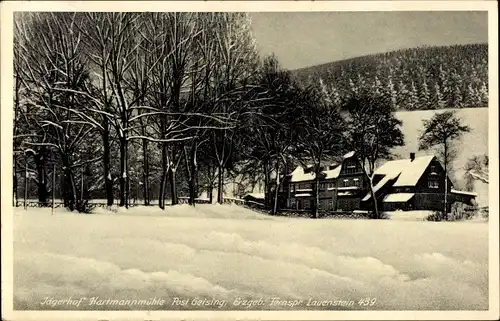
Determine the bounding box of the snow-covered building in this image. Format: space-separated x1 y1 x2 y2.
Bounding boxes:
361 153 476 212
282 152 477 213
283 151 369 211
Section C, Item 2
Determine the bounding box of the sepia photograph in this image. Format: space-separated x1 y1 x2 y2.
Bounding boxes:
1 1 498 320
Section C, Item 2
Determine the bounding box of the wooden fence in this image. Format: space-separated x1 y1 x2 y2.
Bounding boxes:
15 197 211 210
15 197 373 219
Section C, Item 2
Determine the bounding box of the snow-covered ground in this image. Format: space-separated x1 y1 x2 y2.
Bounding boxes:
13 205 488 311
383 210 433 221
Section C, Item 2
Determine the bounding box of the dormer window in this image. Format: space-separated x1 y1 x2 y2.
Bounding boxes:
430 165 437 175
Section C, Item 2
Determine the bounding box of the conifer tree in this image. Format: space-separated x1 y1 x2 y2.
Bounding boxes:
407 81 419 110
433 82 446 109
465 83 477 107
452 84 464 108
386 77 398 110
397 80 409 110
419 80 431 110
372 75 383 96
330 85 342 106
479 82 488 106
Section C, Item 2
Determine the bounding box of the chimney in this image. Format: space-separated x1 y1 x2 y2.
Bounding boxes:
410 152 415 162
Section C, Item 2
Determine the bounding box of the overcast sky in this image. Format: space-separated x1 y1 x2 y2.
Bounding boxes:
250 11 488 70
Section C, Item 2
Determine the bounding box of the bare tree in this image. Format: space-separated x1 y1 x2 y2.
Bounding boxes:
243 55 302 214
295 84 346 218
344 93 404 219
77 12 153 208
15 12 98 210
140 12 202 208
209 13 259 204
464 154 489 191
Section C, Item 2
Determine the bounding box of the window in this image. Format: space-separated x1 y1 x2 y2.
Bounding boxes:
344 161 358 175
337 199 345 211
289 198 296 208
303 200 310 209
353 178 360 187
343 179 350 187
299 183 309 190
430 165 437 175
318 200 323 209
428 178 439 189
328 199 334 210
291 184 295 192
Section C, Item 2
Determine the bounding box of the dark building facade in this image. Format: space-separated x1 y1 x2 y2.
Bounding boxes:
283 152 477 213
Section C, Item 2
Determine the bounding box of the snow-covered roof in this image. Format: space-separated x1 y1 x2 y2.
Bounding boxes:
338 192 354 196
451 189 478 197
374 155 435 187
362 155 435 201
289 151 356 183
383 193 415 203
295 193 312 197
244 193 265 199
393 156 435 187
343 151 355 159
362 174 397 201
337 186 360 191
290 164 341 183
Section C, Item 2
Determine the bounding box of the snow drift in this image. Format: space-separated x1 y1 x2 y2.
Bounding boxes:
13 204 488 310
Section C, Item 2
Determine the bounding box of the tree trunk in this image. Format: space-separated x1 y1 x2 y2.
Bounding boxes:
208 186 213 204
102 122 113 207
364 160 379 219
158 143 168 209
368 175 379 219
62 155 77 211
444 142 448 220
263 160 270 209
52 164 56 214
80 167 85 202
208 165 214 204
333 176 339 211
13 160 18 207
313 173 320 219
35 148 48 206
142 138 150 205
272 162 280 215
188 145 198 206
217 164 224 204
24 158 28 209
170 167 178 205
119 137 128 208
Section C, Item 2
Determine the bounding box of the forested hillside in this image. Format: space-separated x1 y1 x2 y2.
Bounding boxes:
294 44 488 110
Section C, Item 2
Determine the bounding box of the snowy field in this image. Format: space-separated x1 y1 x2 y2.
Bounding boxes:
13 204 488 311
